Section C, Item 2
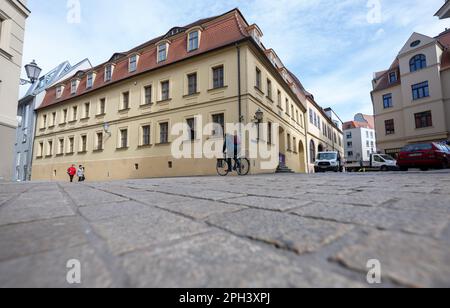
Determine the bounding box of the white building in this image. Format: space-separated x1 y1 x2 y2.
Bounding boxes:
343 114 377 162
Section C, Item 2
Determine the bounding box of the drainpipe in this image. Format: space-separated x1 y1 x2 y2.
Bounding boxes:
236 44 242 124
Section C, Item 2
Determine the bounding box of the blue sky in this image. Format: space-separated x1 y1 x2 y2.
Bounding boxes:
22 0 449 121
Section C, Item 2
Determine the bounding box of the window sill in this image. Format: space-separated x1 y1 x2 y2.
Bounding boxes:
48 125 55 129
56 153 64 157
59 123 67 127
266 96 274 103
118 108 131 113
66 152 75 155
36 156 43 159
93 149 104 153
183 92 200 98
45 155 53 158
80 117 90 121
277 105 283 111
139 103 153 109
116 147 129 151
138 144 153 149
157 99 172 104
254 86 264 95
68 120 77 124
96 113 106 118
78 151 88 154
155 142 171 146
412 96 430 102
415 126 434 130
208 86 228 92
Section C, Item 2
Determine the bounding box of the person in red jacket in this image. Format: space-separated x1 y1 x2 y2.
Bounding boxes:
67 165 77 183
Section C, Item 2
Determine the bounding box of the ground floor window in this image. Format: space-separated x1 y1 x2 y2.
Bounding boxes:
414 111 432 129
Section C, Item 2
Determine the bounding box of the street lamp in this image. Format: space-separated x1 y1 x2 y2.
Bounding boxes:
253 109 264 141
103 122 112 136
254 108 264 123
20 60 42 85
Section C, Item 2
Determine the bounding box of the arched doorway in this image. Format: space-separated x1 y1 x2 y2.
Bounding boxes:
278 127 286 167
298 140 306 173
309 139 316 164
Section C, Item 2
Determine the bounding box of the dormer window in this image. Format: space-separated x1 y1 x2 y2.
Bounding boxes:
129 54 138 72
158 43 168 62
247 24 263 47
87 72 95 88
188 31 199 52
388 71 397 84
70 80 79 94
105 64 114 82
56 85 64 99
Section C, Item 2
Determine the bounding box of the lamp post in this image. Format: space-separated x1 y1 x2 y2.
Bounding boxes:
253 109 264 141
20 60 42 85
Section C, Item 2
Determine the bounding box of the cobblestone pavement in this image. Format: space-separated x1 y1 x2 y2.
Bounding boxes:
1 170 450 288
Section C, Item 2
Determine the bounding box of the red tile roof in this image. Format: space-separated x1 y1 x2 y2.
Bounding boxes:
39 9 250 109
360 114 375 129
343 121 371 130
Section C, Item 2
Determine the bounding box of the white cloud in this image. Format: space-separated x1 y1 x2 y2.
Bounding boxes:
22 0 450 121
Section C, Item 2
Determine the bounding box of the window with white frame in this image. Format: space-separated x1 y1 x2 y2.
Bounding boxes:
70 80 78 94
188 31 199 52
56 85 64 99
141 125 151 146
129 55 138 72
96 132 104 150
161 80 170 101
144 85 152 105
158 43 168 62
105 65 113 82
86 72 95 88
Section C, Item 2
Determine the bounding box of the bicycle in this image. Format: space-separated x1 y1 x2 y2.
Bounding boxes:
216 157 250 176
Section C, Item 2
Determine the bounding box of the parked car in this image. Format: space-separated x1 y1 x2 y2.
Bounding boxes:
314 151 343 173
397 142 449 171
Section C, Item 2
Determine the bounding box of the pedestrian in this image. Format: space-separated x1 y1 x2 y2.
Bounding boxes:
77 165 85 182
222 133 241 172
67 164 77 183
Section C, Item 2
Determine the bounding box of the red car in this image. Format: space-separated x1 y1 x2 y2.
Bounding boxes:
397 142 449 171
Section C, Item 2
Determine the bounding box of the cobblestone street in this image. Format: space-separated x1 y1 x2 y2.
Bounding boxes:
1 171 449 288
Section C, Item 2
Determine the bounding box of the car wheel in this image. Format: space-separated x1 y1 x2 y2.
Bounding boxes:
399 166 408 172
420 167 429 171
380 166 388 172
441 160 448 169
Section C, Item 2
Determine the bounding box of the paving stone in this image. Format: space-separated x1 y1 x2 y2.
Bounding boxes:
386 196 450 214
291 202 449 237
0 245 113 288
0 216 88 262
155 199 243 220
153 187 246 201
122 232 363 288
0 191 75 226
61 185 129 206
91 208 209 255
297 192 394 207
79 201 154 222
332 230 450 288
0 184 32 194
224 196 311 211
207 209 352 254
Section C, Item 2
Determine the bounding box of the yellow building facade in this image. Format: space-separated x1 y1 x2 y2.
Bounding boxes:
31 9 343 181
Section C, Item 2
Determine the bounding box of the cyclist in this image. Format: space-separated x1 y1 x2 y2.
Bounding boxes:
223 133 241 172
